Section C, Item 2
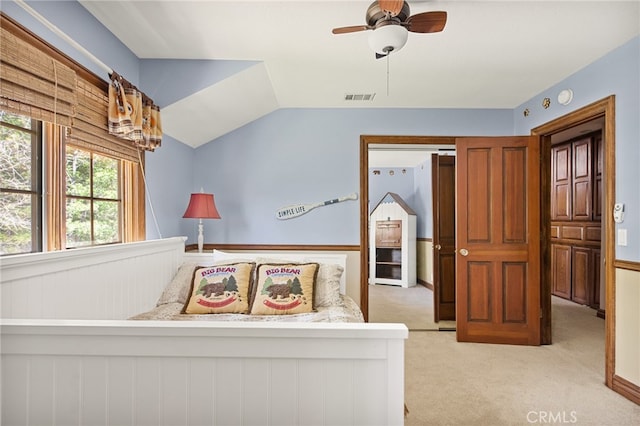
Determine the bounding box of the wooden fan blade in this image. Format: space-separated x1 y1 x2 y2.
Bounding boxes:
332 25 370 34
379 0 404 17
406 11 447 33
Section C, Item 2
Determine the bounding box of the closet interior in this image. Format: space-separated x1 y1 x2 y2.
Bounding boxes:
550 130 603 309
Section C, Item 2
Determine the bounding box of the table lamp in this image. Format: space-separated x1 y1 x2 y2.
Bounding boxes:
182 192 221 253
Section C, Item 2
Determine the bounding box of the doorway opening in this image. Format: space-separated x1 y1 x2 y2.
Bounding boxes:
359 96 616 386
532 95 615 387
367 145 455 330
360 136 456 324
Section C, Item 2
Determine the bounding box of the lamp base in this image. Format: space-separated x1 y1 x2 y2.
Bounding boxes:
197 220 204 253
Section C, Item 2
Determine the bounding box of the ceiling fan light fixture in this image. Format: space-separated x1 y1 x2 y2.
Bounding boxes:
368 24 408 55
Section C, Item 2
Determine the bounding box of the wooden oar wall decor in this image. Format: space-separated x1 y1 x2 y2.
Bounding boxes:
275 193 358 220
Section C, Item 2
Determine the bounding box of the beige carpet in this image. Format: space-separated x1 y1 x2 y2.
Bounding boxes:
403 296 640 425
368 283 456 330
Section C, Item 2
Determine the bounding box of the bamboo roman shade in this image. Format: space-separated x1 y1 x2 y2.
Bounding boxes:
0 25 77 127
0 14 142 163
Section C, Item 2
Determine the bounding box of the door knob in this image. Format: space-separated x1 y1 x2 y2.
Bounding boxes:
459 248 469 256
434 244 442 250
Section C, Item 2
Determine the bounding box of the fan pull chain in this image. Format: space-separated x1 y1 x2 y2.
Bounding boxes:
386 53 390 96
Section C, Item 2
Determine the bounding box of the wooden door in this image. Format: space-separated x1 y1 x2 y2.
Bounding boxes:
590 248 601 309
572 138 592 220
593 135 603 221
571 246 591 305
456 136 541 345
551 243 571 299
431 154 456 321
551 143 572 221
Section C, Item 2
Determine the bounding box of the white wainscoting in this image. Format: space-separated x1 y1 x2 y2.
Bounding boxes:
0 237 186 320
1 320 407 426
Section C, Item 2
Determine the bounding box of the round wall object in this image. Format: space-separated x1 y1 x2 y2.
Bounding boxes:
558 89 573 105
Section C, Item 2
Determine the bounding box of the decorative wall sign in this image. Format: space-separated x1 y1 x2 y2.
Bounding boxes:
276 193 358 220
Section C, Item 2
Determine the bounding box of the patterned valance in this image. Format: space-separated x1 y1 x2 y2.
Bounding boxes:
108 72 162 151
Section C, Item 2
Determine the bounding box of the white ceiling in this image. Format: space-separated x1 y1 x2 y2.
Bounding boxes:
79 0 640 149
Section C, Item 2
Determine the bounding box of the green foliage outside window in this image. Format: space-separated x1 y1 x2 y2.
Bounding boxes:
65 147 120 247
0 111 38 255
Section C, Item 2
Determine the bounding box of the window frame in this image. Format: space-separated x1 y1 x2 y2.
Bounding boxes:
0 115 43 254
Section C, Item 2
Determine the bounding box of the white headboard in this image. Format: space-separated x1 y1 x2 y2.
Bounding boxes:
182 250 348 294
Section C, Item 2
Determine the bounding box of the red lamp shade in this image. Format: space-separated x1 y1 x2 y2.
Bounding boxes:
182 193 221 219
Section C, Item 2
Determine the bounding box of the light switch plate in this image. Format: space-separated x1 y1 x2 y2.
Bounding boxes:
618 229 628 246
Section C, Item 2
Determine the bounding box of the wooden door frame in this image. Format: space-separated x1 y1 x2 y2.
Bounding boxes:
360 136 456 321
359 96 614 382
531 95 615 387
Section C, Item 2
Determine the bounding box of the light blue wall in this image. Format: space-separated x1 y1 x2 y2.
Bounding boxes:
514 36 640 261
369 167 416 216
413 157 433 239
193 108 513 245
144 135 195 240
4 2 638 259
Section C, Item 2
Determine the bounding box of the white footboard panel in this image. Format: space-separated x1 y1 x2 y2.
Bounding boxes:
0 237 186 320
1 320 408 426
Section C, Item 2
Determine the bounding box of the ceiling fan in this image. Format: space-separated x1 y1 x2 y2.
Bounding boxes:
332 0 447 59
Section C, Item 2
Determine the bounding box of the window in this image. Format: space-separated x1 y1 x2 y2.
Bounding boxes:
1 109 145 254
0 111 42 254
1 15 148 255
65 146 121 247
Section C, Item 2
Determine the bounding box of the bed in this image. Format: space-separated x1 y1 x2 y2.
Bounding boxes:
130 249 365 323
1 237 408 426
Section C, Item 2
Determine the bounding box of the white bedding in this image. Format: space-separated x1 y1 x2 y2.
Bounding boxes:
130 295 364 322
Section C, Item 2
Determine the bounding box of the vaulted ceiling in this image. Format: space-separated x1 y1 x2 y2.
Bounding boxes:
80 1 640 148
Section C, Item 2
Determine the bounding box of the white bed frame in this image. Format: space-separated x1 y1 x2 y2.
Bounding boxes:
1 237 407 426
